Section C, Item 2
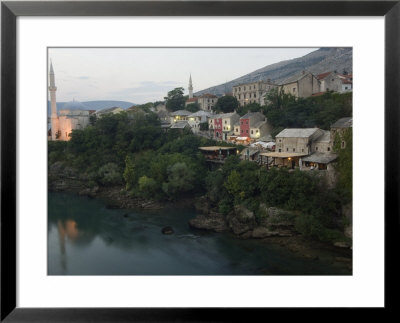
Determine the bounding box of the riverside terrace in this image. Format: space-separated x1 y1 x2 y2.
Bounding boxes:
198 146 239 163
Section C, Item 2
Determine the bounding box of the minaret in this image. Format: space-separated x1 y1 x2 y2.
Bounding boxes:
188 74 193 99
49 61 59 140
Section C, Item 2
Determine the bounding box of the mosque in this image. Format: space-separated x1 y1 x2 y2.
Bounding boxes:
48 62 91 141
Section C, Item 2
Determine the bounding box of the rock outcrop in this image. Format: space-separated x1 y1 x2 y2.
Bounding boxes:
188 212 229 233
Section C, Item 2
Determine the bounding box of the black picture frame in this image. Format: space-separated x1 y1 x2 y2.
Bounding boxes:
1 1 399 321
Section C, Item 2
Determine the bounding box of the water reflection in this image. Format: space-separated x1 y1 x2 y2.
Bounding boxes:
48 192 351 275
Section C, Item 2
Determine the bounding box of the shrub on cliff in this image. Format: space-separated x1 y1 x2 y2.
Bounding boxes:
98 163 122 186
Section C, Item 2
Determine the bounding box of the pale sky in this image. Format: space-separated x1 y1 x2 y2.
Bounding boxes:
48 47 317 104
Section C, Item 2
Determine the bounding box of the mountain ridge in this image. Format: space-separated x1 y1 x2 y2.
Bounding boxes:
195 47 352 96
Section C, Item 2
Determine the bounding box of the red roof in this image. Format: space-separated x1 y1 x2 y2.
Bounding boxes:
186 97 198 103
317 72 332 80
199 93 217 98
311 92 325 97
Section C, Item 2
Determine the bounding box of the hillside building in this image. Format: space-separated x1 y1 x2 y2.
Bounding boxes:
279 71 320 98
239 112 269 140
232 80 277 106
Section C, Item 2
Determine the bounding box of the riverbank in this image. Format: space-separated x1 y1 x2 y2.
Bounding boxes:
48 162 352 267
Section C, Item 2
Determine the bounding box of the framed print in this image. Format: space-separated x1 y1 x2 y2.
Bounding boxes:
1 0 399 321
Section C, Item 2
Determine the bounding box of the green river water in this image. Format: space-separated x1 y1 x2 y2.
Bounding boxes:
48 192 351 275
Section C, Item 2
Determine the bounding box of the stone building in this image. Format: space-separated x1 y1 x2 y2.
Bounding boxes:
275 128 324 154
239 112 269 139
232 80 277 106
311 130 332 153
279 71 320 98
187 110 213 133
209 112 240 140
330 117 353 149
317 71 343 93
170 110 192 124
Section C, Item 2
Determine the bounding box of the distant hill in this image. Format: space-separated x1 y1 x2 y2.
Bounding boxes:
195 47 352 96
47 100 136 116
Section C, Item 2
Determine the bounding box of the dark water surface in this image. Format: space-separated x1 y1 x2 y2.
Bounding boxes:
48 192 351 275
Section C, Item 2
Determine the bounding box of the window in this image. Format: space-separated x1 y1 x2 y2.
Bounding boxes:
328 147 331 151
251 130 253 134
224 120 227 124
286 148 289 152
293 148 295 152
246 121 248 124
302 149 304 152
316 147 318 151
279 149 282 152
246 130 248 133
293 88 296 93
256 130 259 133
279 139 281 142
341 141 345 148
254 93 256 98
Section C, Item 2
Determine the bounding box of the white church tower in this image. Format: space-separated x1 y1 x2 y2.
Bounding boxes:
49 61 59 140
188 74 193 99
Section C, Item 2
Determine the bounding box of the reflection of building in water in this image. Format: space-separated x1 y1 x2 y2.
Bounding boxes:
57 220 79 272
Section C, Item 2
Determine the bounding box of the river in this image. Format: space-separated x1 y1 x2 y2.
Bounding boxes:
48 192 351 275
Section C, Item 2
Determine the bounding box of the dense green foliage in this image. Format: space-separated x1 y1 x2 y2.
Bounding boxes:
265 91 352 132
185 102 200 112
236 102 262 116
333 128 353 203
164 87 187 112
49 94 352 243
214 95 239 113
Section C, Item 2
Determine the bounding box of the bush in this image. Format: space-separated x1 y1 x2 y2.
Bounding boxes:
294 213 324 240
138 176 158 199
98 163 122 186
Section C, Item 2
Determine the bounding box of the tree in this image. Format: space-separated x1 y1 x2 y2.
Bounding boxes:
224 170 242 201
123 156 136 190
164 87 186 112
214 96 239 113
237 102 262 116
265 88 296 110
162 162 195 199
98 163 122 186
138 176 158 198
89 114 97 126
185 102 200 112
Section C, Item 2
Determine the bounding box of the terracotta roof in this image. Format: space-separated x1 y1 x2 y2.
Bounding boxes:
317 72 332 80
199 93 217 98
311 92 325 97
186 97 198 103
